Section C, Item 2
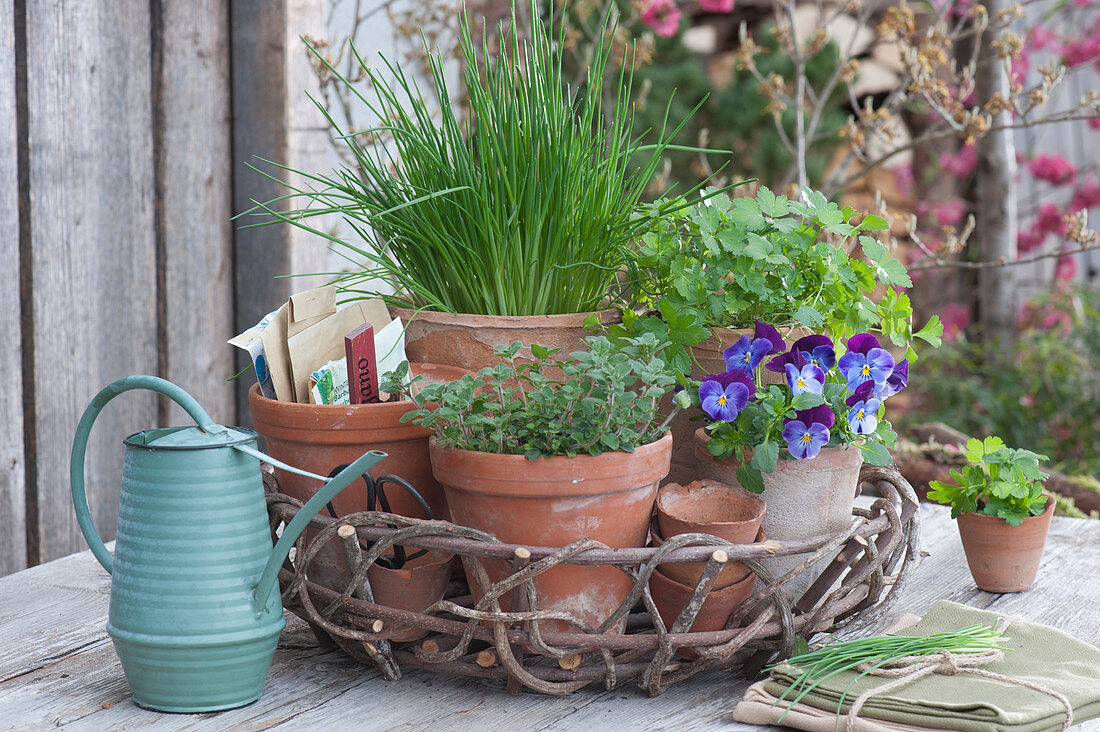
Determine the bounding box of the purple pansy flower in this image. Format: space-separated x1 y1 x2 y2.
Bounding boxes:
782 420 831 459
699 378 750 422
847 398 882 435
879 359 909 398
753 319 786 354
837 348 895 389
846 333 882 356
700 368 756 395
845 380 875 407
792 335 836 372
796 404 835 430
724 336 774 373
785 362 825 395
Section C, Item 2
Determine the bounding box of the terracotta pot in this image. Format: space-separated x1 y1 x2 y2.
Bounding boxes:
429 433 672 635
650 522 766 588
957 499 1055 592
665 325 805 486
389 307 621 374
695 428 861 601
648 565 757 658
365 550 455 641
248 362 471 591
655 479 766 545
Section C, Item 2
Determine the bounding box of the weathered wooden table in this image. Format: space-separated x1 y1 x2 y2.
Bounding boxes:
3 504 1098 731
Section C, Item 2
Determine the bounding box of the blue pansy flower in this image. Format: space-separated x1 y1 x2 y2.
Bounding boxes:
785 362 825 395
879 359 909 398
837 348 895 389
723 336 774 373
792 334 836 372
782 419 831 460
699 378 751 422
847 398 882 435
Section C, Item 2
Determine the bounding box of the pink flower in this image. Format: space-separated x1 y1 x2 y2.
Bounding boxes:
1071 178 1100 211
933 198 967 227
1063 31 1100 67
939 144 977 177
1010 52 1029 87
1035 202 1068 237
938 303 971 343
699 0 735 11
1027 154 1078 186
1089 116 1100 130
1018 225 1046 254
1055 255 1078 281
1029 26 1059 51
641 0 682 37
894 163 914 196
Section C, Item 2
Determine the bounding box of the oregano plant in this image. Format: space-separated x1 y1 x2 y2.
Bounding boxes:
404 334 682 459
927 437 1050 526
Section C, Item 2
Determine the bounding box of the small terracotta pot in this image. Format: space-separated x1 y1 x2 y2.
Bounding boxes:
695 428 861 601
389 307 621 374
650 522 766 588
429 433 672 635
648 566 757 658
248 362 471 591
365 550 455 642
664 325 807 486
957 498 1056 592
655 479 766 545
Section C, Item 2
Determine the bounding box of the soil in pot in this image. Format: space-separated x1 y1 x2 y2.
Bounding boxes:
650 522 766 589
365 550 455 642
648 565 757 659
429 433 672 636
389 307 621 376
957 499 1055 592
695 428 861 602
248 362 470 591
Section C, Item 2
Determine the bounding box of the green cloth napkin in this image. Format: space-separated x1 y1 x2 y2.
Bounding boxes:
764 601 1100 732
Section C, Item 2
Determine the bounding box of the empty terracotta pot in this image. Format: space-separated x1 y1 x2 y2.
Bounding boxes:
695 428 861 602
429 433 672 636
249 362 471 592
957 498 1055 592
648 565 757 658
656 479 766 545
365 550 455 642
651 523 766 589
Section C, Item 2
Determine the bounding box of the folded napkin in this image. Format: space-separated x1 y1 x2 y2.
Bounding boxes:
735 601 1100 732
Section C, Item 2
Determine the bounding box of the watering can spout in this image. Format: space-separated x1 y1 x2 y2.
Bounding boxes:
252 449 387 615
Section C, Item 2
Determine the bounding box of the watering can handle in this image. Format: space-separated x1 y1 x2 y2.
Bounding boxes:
70 375 218 574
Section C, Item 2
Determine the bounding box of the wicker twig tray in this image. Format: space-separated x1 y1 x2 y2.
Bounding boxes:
264 465 920 696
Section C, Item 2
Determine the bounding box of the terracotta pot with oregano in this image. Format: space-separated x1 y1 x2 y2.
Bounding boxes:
406 334 679 636
928 436 1055 593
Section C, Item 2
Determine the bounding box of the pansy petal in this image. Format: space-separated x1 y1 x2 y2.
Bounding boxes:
847 333 882 356
753 320 786 354
845 380 875 407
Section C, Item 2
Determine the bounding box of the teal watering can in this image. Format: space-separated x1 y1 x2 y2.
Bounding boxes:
71 375 385 713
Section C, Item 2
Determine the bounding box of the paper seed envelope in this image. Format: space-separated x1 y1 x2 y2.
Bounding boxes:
287 298 390 403
258 284 338 402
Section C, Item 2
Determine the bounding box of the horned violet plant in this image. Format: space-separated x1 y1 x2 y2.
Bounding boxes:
699 321 907 493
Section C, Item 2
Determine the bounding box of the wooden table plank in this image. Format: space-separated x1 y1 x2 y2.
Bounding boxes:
1 506 1098 731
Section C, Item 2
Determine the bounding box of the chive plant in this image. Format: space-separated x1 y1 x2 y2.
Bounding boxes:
771 624 1005 721
245 3 711 316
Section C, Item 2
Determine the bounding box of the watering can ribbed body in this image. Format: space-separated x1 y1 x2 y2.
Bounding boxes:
107 427 283 712
71 376 387 713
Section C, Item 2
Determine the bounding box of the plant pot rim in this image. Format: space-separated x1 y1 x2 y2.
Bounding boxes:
693 427 862 474
429 431 671 463
650 560 757 594
656 480 766 532
956 496 1056 527
389 306 621 329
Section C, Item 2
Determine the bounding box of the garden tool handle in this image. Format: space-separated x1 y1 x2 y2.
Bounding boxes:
70 375 218 574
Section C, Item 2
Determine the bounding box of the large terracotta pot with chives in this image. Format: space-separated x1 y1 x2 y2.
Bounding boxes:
429 433 673 636
389 307 621 375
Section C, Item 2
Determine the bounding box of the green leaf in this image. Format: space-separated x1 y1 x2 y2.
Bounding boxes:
737 463 766 494
751 441 780 474
877 258 913 288
859 236 888 263
791 392 825 410
859 214 889 231
860 440 893 466
794 305 824 328
914 316 943 347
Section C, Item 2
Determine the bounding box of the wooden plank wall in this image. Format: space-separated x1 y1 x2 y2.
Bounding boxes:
1 0 326 576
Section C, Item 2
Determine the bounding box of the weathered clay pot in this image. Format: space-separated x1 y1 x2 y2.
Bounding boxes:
695 428 861 601
650 522 766 588
365 550 455 641
648 564 757 658
957 498 1055 592
389 307 621 374
429 433 672 635
665 325 803 486
655 479 766 545
248 362 470 591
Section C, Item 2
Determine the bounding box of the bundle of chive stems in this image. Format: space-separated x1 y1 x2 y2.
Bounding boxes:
770 623 1006 722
